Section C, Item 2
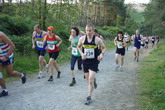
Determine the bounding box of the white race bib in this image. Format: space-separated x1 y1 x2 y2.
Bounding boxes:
48 44 55 50
72 47 78 56
36 41 43 48
84 48 95 59
117 43 123 49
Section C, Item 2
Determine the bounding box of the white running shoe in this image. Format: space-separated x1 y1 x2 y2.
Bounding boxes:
115 65 119 71
119 66 124 72
38 72 42 79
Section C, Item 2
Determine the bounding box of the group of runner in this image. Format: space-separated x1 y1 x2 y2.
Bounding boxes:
0 24 160 105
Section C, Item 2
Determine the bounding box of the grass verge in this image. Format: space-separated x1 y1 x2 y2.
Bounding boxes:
138 40 165 110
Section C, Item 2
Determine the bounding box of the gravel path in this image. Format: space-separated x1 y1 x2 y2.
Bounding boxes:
0 47 152 110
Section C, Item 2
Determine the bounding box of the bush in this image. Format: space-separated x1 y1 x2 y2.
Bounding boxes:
0 14 36 36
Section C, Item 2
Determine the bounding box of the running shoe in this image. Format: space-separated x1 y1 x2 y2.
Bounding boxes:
57 71 61 78
69 80 76 86
48 76 53 81
119 66 124 72
115 65 119 71
38 72 42 79
0 90 8 97
85 96 92 105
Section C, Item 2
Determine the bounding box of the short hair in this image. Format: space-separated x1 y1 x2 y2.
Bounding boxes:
34 24 41 29
86 23 94 29
71 27 80 36
118 31 123 36
94 29 98 33
136 30 139 33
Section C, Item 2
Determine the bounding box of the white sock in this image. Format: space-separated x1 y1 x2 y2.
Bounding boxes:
21 73 24 77
3 89 8 92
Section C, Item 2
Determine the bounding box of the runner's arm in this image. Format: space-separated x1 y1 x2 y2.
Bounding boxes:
32 32 35 48
0 32 15 57
98 39 106 55
56 36 62 47
77 37 84 56
114 37 117 46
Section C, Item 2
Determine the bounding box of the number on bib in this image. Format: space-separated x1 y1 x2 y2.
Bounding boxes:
84 48 95 59
48 44 55 50
36 41 43 48
117 43 123 49
72 47 78 56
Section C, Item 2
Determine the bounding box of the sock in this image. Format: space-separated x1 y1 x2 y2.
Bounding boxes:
21 73 24 77
50 76 53 78
58 71 61 74
73 77 75 80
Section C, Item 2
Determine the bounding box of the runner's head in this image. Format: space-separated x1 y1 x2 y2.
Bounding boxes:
47 26 54 34
34 24 41 33
94 29 99 36
85 23 94 37
118 31 123 38
71 27 80 37
136 30 139 35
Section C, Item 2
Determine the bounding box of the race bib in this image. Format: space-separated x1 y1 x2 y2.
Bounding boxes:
0 48 3 53
84 48 95 59
36 41 43 48
72 47 78 56
117 43 123 49
48 44 55 50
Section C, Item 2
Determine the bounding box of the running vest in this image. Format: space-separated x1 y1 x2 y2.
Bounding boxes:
71 36 81 57
134 34 141 45
116 37 124 49
46 34 59 53
82 36 99 60
34 32 46 50
0 43 14 60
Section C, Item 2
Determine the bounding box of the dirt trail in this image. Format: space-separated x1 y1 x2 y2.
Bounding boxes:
0 47 152 110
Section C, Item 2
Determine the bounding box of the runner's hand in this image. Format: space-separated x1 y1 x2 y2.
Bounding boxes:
82 54 86 60
32 45 35 49
56 44 60 47
68 47 72 50
98 53 103 61
1 57 7 62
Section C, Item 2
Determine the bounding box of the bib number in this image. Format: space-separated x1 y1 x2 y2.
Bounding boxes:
84 48 95 59
72 47 78 56
117 43 123 49
36 41 43 48
48 44 55 50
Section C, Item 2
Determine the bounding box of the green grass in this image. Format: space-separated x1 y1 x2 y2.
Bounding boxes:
104 39 116 50
138 40 165 110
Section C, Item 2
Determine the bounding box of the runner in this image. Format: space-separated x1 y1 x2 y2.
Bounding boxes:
94 29 104 41
32 24 48 79
68 27 82 86
0 31 26 97
132 30 142 62
144 36 149 49
43 26 62 81
77 24 106 105
140 35 145 53
155 36 160 47
124 33 130 51
114 31 126 72
151 36 155 48
94 29 104 71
